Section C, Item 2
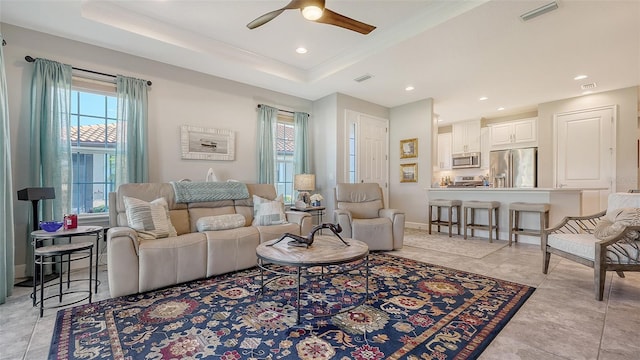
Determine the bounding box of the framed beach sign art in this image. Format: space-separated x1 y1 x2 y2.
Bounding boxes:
181 125 235 161
400 163 418 183
400 138 418 159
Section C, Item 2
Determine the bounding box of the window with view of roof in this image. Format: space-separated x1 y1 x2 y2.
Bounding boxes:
69 89 116 214
275 116 295 204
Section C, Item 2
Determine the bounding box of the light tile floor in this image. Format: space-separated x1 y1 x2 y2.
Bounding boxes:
1 234 639 359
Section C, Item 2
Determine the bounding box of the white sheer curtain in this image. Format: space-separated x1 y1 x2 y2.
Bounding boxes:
0 34 15 304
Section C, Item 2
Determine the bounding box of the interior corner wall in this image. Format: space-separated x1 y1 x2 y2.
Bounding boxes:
537 86 638 190
389 99 434 226
2 23 312 275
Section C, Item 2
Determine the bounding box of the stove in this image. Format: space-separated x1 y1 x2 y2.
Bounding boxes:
447 175 484 188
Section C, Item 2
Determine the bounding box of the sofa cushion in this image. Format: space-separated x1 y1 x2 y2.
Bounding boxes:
123 196 177 240
252 194 287 226
197 214 246 232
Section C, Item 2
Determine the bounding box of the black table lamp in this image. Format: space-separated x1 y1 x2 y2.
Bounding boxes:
17 187 56 231
16 187 56 287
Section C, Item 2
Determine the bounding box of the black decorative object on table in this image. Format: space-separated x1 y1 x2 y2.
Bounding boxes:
268 223 349 248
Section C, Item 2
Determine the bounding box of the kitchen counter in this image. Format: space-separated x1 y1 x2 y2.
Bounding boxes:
426 187 583 245
430 187 584 192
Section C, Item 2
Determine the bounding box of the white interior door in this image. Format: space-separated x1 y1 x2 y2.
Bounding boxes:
555 106 616 213
346 112 389 204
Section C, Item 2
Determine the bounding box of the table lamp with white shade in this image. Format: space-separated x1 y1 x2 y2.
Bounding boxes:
294 173 315 205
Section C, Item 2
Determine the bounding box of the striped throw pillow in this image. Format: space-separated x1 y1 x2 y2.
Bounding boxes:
123 196 177 240
252 194 287 226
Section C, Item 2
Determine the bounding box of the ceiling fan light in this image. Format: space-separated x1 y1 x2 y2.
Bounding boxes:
302 6 323 20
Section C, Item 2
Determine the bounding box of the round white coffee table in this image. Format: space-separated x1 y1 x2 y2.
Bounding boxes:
256 235 369 324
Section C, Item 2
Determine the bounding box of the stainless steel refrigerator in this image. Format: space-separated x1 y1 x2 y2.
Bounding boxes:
489 147 537 188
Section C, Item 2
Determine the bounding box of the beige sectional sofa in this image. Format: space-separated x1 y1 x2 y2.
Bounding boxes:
106 182 312 297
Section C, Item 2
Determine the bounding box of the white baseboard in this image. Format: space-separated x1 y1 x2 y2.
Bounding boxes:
405 222 429 230
15 264 26 279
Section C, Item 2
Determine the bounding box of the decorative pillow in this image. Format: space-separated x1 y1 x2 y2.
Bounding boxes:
123 196 177 240
594 207 640 241
196 214 246 232
252 194 287 226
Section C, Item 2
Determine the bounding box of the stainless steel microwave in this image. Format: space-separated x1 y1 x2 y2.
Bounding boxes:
452 152 481 169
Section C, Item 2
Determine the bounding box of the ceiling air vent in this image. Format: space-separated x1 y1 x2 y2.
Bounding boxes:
354 74 373 83
520 1 559 21
581 83 597 90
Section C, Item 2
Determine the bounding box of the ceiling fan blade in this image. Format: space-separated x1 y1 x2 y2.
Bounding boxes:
315 8 376 34
247 0 309 29
247 9 286 29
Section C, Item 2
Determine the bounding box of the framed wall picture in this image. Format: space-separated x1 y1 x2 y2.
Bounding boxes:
400 138 418 159
181 125 235 161
400 163 418 183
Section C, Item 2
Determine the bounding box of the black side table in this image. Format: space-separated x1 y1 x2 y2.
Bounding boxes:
31 225 103 307
290 206 326 225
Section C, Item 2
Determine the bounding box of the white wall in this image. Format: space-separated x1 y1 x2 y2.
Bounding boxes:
389 99 434 227
2 23 312 272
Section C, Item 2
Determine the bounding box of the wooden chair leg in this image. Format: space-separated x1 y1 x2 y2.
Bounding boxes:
543 250 551 274
463 207 468 239
428 205 433 234
495 208 499 241
488 208 493 243
456 206 461 235
447 206 453 237
508 209 514 246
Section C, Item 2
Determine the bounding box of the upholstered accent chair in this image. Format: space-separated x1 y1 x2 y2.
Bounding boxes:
542 192 640 300
334 183 405 251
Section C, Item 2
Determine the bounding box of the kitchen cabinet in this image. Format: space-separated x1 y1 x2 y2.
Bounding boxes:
437 132 452 170
489 118 537 149
452 120 481 154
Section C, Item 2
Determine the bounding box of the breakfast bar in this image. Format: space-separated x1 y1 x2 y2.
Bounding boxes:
426 188 583 245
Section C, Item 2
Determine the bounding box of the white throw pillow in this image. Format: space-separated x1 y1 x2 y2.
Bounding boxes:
196 214 246 232
123 196 177 240
252 194 287 226
594 207 640 241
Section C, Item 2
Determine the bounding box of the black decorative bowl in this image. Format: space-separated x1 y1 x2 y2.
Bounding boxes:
40 221 63 232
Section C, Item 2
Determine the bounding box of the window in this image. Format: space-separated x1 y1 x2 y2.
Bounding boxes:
275 116 295 204
69 88 117 214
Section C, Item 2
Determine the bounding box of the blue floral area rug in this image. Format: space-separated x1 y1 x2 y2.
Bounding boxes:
50 253 534 359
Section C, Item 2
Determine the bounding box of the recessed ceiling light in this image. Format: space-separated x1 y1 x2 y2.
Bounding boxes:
497 107 505 111
479 96 488 101
405 86 415 91
574 74 588 80
582 90 593 95
295 47 308 54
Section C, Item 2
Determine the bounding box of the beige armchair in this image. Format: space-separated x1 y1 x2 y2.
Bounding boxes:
334 183 405 250
542 192 640 300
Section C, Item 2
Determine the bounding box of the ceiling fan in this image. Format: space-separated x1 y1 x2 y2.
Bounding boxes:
247 0 376 35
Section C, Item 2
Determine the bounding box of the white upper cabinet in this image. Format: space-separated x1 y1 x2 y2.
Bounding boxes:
489 118 537 149
437 132 452 170
452 120 481 154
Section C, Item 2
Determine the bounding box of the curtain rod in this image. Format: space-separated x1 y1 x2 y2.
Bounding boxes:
25 55 152 86
257 104 308 116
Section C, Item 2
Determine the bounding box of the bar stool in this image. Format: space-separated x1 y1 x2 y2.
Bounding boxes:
34 241 94 317
428 199 462 237
463 201 500 242
508 202 550 246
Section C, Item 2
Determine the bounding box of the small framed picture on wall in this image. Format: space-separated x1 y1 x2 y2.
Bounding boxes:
400 138 418 159
400 163 418 183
